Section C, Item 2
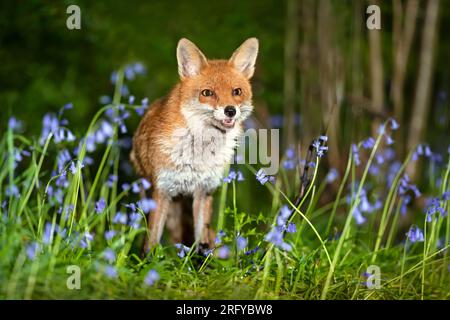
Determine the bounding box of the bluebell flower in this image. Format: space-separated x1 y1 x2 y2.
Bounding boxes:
175 243 190 258
5 184 19 197
245 246 259 256
385 135 394 145
326 168 339 184
282 159 296 170
255 169 275 185
8 116 22 132
141 178 151 190
107 175 117 187
215 230 226 245
104 230 116 241
390 119 400 130
95 198 106 214
129 212 142 229
137 198 157 214
352 144 361 166
352 207 366 225
286 223 297 233
375 154 385 165
406 225 424 243
399 174 421 198
79 232 94 249
362 137 375 149
144 269 160 286
104 265 118 278
443 191 450 201
130 182 141 194
270 114 283 128
286 147 295 159
237 171 245 181
99 95 112 105
103 248 116 263
26 242 40 260
217 245 231 259
377 124 385 135
424 197 447 222
264 226 292 251
43 222 53 245
236 236 248 251
113 212 128 225
132 62 146 75
121 183 131 192
276 205 291 227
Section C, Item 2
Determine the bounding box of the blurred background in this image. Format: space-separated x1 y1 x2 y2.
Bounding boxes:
1 0 449 213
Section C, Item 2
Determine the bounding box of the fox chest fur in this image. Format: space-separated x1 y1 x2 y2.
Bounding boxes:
157 118 242 197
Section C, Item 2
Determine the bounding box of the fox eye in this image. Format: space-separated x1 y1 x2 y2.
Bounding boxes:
232 88 242 96
201 89 214 97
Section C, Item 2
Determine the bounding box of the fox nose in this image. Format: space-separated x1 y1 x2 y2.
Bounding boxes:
224 106 236 118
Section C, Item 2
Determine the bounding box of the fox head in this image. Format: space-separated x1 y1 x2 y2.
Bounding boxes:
176 38 259 132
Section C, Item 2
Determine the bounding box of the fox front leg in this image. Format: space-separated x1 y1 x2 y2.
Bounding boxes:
144 190 171 253
192 190 214 250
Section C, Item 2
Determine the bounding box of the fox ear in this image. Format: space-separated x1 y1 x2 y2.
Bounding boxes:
229 38 259 79
177 38 208 79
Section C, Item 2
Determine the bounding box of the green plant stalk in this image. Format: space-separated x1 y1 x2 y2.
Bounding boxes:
325 152 352 236
322 128 384 300
385 198 402 249
216 165 229 232
371 150 413 263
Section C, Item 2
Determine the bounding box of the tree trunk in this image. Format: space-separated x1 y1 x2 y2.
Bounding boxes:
368 0 385 136
407 0 440 179
283 0 299 149
391 0 419 155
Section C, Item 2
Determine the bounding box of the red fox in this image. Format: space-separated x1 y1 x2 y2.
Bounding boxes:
131 38 259 252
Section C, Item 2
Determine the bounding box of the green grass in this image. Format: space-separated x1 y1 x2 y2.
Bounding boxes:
1 69 449 300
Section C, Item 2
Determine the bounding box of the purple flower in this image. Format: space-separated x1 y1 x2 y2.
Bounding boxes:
245 246 260 256
286 223 297 233
236 236 248 251
104 230 116 241
8 116 22 131
137 198 157 214
141 178 151 190
390 119 400 130
95 198 106 214
43 222 53 245
406 225 424 243
255 169 275 185
175 243 190 258
107 175 117 187
217 246 231 259
352 207 366 225
5 184 19 197
277 205 291 227
443 191 450 201
103 248 116 263
104 265 118 278
26 242 40 260
113 212 128 225
385 135 394 145
352 144 361 166
362 137 375 149
144 269 160 286
99 95 112 105
129 212 142 229
326 168 339 184
215 230 226 245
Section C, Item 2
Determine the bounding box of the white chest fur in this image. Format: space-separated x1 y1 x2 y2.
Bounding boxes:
156 125 241 197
